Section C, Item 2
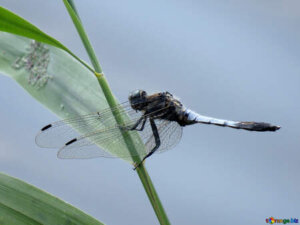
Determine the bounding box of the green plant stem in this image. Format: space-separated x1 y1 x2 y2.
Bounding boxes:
136 165 171 225
63 1 171 224
63 0 102 73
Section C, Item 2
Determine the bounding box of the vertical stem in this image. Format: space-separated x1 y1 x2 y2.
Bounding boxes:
136 166 171 225
63 2 102 73
63 1 171 224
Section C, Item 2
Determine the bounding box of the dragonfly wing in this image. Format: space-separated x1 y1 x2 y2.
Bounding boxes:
156 120 183 153
35 115 103 148
58 126 147 159
36 95 168 149
35 102 141 148
56 109 176 159
138 119 183 154
37 98 173 160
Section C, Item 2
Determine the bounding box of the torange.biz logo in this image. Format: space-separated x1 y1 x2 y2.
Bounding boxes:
266 217 298 224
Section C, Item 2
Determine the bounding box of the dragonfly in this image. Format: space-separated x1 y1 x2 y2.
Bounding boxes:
36 90 280 169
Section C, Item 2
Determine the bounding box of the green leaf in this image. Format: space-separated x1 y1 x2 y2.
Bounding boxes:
0 32 105 118
0 32 146 162
0 172 104 225
0 6 94 72
0 4 146 163
0 4 168 224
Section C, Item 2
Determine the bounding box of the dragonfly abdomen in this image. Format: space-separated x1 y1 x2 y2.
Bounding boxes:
183 109 280 131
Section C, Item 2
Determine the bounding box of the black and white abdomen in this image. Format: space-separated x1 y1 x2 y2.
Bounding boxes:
183 108 280 131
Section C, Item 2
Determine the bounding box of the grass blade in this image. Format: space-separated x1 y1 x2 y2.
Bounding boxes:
0 6 94 72
0 32 141 161
0 172 104 225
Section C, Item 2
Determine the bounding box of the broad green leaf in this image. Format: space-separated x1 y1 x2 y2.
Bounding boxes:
0 32 105 117
0 172 104 225
0 32 146 162
0 6 93 72
0 5 146 163
0 4 168 225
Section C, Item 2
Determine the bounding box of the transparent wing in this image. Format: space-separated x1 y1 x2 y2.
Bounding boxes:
36 95 168 148
36 95 181 160
35 101 141 148
58 118 183 159
142 119 183 154
57 125 146 159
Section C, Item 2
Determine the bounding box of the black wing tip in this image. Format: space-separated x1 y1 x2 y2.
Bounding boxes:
65 138 77 146
41 124 52 131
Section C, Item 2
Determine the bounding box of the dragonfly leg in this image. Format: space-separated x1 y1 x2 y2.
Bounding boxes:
133 118 161 170
135 117 147 131
120 116 146 131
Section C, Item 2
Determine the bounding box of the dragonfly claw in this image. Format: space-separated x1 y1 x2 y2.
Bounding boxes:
133 161 143 170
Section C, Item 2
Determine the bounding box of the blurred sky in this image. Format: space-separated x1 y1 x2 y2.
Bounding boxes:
0 1 299 224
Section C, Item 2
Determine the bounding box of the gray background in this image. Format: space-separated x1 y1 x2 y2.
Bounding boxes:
0 1 299 224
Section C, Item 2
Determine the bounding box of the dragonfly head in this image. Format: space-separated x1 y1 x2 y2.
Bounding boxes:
129 89 148 110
